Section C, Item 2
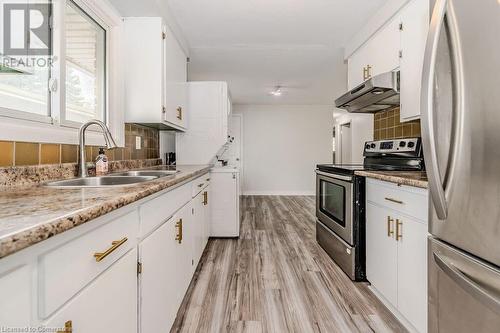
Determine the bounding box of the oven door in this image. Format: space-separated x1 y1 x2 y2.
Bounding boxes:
316 171 354 245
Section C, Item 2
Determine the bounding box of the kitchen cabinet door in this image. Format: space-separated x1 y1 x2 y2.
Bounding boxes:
164 25 188 129
202 185 211 249
369 18 401 78
396 215 428 333
210 172 240 237
399 0 429 121
348 43 370 90
140 203 193 333
44 249 137 333
139 216 180 333
366 202 398 307
192 191 205 268
0 265 31 327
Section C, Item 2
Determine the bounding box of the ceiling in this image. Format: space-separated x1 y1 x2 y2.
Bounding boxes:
165 0 389 105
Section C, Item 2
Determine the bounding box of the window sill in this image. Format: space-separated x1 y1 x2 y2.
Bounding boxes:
0 116 124 147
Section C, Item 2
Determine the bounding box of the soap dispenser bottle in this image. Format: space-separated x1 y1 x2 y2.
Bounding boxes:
95 148 108 176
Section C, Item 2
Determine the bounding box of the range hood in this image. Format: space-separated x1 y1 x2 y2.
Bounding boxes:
335 71 400 113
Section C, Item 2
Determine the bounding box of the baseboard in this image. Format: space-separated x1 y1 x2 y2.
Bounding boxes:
242 191 315 196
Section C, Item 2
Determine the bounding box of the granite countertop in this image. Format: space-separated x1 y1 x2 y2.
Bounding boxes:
0 165 211 259
354 170 428 189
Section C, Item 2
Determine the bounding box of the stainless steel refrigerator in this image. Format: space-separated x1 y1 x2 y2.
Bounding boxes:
422 0 500 332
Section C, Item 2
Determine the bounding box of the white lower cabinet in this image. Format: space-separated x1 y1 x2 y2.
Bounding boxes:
210 170 240 237
44 249 138 333
366 203 398 306
366 179 428 333
192 185 210 268
139 203 192 333
0 265 31 327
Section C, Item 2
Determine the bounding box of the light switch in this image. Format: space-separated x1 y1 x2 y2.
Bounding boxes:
135 136 141 150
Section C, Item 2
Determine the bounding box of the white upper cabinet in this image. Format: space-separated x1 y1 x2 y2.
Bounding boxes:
348 18 400 90
399 0 430 121
123 17 188 131
176 82 232 165
347 0 429 122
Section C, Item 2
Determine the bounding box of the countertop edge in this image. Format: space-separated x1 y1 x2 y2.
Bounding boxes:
354 170 428 189
0 166 212 259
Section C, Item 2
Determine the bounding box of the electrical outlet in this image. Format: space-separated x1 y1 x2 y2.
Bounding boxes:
135 136 141 150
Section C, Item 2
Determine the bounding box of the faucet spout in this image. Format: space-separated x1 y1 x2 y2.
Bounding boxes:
78 120 118 178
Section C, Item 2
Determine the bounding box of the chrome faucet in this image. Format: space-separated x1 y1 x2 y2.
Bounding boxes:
78 120 118 178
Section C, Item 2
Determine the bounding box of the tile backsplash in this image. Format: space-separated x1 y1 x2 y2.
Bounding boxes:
374 107 421 140
0 123 159 167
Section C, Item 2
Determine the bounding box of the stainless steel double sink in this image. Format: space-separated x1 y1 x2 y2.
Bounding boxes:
45 170 179 188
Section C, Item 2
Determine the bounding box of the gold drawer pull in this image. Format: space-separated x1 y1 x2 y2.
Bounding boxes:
176 106 183 120
203 191 208 205
387 216 394 237
396 219 403 241
175 219 183 244
93 237 128 262
206 178 210 181
57 320 72 333
385 197 404 205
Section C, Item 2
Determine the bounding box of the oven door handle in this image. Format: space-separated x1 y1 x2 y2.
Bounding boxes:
316 170 353 182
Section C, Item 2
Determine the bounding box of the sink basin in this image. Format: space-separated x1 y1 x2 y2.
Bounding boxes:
45 176 157 188
110 170 179 177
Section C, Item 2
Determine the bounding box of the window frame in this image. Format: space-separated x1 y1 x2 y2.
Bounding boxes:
0 0 124 147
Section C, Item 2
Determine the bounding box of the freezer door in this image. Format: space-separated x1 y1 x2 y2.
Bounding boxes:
421 0 500 266
429 238 500 333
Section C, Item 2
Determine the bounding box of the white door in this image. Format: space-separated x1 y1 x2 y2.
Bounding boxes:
210 172 239 237
202 185 211 248
140 217 181 333
366 203 398 307
192 191 205 267
44 249 137 333
396 215 428 333
340 122 352 164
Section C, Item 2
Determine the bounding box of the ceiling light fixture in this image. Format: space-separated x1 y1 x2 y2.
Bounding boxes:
270 86 282 96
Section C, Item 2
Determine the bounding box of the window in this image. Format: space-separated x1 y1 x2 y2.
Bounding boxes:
64 0 106 123
0 0 121 145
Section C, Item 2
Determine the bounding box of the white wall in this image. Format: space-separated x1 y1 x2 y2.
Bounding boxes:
234 105 333 196
334 113 374 164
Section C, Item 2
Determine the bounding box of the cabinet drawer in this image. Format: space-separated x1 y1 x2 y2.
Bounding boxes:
366 178 428 221
39 211 138 318
139 183 191 237
191 173 210 197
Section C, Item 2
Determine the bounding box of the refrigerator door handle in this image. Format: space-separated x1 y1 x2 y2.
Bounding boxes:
421 0 464 220
433 253 500 315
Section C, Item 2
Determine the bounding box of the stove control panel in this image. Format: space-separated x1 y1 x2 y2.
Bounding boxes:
364 138 421 155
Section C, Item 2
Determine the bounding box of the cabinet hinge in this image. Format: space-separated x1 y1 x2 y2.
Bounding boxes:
399 50 403 59
192 208 195 215
162 32 166 39
137 262 143 275
399 22 403 31
162 106 166 114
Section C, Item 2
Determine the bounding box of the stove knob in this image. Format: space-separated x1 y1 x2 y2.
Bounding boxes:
365 144 371 150
408 142 415 148
370 143 376 149
399 141 406 148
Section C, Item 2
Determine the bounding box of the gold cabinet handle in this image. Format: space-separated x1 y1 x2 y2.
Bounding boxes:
206 178 210 181
93 237 128 262
203 191 208 205
57 320 72 333
396 219 403 241
198 183 204 188
385 197 404 205
176 106 183 120
387 216 394 237
175 219 183 244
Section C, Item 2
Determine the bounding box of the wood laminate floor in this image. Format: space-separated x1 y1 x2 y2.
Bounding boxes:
172 196 407 333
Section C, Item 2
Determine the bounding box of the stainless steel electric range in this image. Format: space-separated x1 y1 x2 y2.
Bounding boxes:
315 138 424 281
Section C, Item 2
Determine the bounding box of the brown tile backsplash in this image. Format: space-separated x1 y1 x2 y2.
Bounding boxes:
374 107 421 141
0 123 159 167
